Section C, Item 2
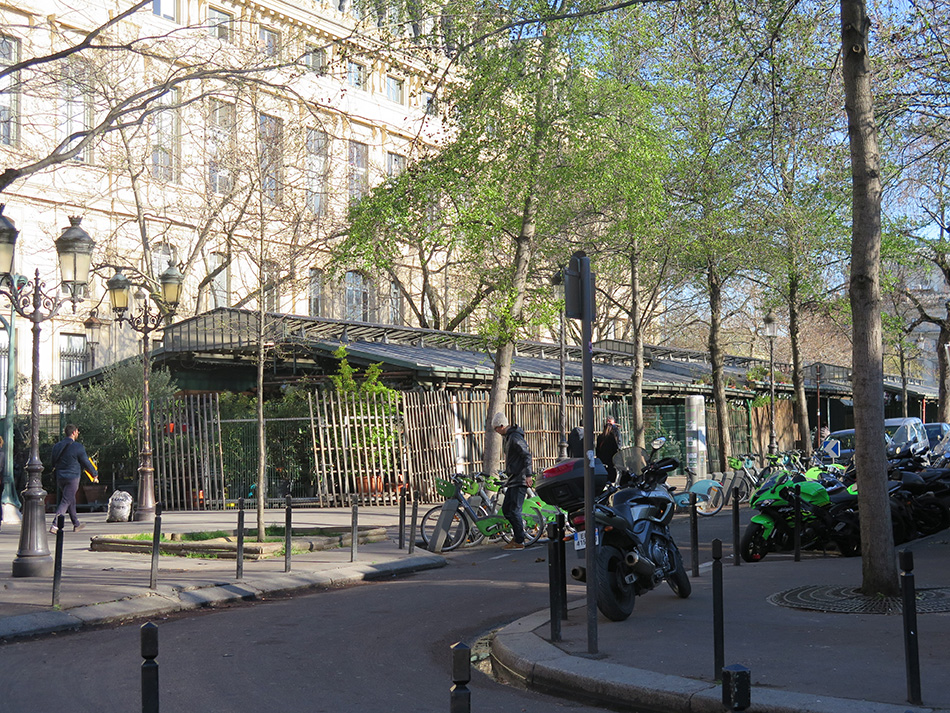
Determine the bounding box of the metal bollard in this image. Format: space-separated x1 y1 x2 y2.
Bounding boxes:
149 504 163 590
712 538 724 678
722 663 751 710
350 503 358 562
900 550 922 705
408 499 418 554
285 495 293 573
793 485 801 561
450 642 471 713
732 493 741 566
236 497 245 580
52 515 65 607
141 622 159 713
690 491 699 577
547 521 562 642
398 487 407 550
557 511 568 620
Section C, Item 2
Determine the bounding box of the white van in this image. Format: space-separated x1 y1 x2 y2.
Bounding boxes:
883 417 930 457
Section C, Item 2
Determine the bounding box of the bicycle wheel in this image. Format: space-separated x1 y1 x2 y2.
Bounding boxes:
732 477 752 504
521 505 546 546
465 506 491 547
696 483 725 516
419 505 469 551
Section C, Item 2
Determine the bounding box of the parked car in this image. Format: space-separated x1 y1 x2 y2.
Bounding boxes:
924 422 950 452
821 428 894 464
884 417 930 458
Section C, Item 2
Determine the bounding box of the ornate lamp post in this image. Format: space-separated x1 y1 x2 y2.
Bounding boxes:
0 207 95 577
764 311 778 455
83 311 104 370
107 264 182 522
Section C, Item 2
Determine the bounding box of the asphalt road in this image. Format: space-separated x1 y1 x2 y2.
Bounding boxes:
0 509 732 713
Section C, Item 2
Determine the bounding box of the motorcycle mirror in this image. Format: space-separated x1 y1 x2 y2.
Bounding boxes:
650 437 666 451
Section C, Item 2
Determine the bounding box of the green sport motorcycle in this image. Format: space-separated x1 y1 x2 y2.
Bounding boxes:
740 469 861 562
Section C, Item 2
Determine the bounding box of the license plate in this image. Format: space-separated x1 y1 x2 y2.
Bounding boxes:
574 529 600 551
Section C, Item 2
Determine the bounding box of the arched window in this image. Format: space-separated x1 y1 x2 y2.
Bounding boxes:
344 270 372 322
309 267 324 317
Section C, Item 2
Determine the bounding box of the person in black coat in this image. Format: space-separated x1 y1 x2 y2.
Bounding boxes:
492 411 532 550
596 417 622 481
49 424 98 533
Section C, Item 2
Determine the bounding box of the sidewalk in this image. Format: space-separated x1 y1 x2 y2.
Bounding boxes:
0 507 444 640
492 534 950 713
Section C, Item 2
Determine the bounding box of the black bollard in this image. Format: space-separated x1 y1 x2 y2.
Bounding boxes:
409 498 418 554
690 491 699 577
793 485 801 562
149 504 163 590
547 522 562 642
141 622 159 713
450 642 471 713
732 493 741 566
712 538 724 678
285 495 293 573
557 511 568 620
398 486 407 550
51 515 65 607
236 497 245 580
350 503 358 563
900 550 922 705
722 663 751 710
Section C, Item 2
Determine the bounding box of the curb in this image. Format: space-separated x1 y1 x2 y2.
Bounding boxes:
0 552 444 642
490 608 949 713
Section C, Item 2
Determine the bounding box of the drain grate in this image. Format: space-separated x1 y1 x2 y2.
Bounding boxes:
768 585 950 614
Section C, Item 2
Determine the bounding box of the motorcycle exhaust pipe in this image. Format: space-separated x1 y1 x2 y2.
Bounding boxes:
624 550 656 577
571 566 586 583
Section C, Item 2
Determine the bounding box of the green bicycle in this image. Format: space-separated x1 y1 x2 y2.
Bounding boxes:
419 473 549 551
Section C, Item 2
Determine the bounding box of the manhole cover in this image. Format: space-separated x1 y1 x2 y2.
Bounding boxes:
769 585 950 614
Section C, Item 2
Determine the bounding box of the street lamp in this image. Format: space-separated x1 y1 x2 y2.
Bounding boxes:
551 268 568 460
83 310 105 370
107 263 182 522
0 208 95 577
764 311 778 455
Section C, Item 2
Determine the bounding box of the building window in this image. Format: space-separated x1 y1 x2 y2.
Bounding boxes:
347 61 366 90
262 260 280 312
60 333 87 381
309 268 324 317
306 128 328 215
387 280 402 325
348 140 368 200
260 27 280 58
258 112 283 204
152 0 178 22
151 242 175 280
207 8 233 42
151 87 179 182
209 252 229 308
0 36 19 146
208 99 235 194
386 75 404 104
344 270 371 322
386 152 405 177
304 46 326 74
61 61 93 162
421 91 437 115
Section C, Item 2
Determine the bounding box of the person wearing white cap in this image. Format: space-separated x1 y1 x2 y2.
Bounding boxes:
492 411 532 549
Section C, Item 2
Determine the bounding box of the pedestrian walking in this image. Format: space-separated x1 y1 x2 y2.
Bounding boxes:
596 417 622 481
49 424 98 534
492 411 532 550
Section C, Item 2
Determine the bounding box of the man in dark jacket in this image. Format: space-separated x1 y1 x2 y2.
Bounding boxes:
492 411 532 550
49 424 98 534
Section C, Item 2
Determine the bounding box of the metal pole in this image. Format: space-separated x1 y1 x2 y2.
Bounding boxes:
558 306 568 460
149 503 162 590
51 514 65 607
284 494 292 573
134 333 156 522
900 550 922 705
236 497 245 580
547 521 561 642
712 539 724 679
690 491 699 577
579 255 598 655
768 337 777 455
350 503 358 562
398 487 406 550
408 499 418 554
732 492 741 566
557 511 568 620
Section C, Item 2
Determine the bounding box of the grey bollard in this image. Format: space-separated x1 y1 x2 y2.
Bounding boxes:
141 622 159 713
149 503 163 590
722 663 750 710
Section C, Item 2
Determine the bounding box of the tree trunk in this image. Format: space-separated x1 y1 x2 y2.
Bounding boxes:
841 0 898 595
788 280 811 456
629 249 645 450
939 320 950 423
707 262 732 473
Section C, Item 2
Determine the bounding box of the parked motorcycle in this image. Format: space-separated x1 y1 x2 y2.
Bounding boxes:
740 469 861 562
537 437 691 621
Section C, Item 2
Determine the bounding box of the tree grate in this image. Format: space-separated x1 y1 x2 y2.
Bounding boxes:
768 585 950 615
